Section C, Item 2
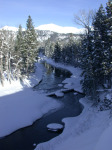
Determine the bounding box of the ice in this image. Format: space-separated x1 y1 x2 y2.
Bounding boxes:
55 90 64 97
58 84 63 87
47 123 63 131
33 143 37 147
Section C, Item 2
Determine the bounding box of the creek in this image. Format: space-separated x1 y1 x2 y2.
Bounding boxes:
0 62 84 150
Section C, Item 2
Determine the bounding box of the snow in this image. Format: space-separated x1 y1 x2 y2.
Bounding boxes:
0 24 85 34
95 123 112 150
58 84 63 87
35 24 85 34
47 123 63 131
55 90 64 97
0 80 23 97
34 57 112 150
0 26 25 32
0 62 61 138
35 98 112 150
0 89 61 138
0 62 43 96
24 63 43 88
95 122 112 150
33 143 37 147
1 56 112 150
40 56 83 93
74 92 78 95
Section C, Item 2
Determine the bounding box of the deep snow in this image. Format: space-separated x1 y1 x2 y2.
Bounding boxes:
0 57 112 150
35 57 112 150
0 62 61 138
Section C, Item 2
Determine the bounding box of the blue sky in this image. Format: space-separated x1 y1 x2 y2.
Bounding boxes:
0 0 107 28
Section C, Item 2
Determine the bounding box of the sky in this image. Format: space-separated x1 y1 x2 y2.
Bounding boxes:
0 0 107 28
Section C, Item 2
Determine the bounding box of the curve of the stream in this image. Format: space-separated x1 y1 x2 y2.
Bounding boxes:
0 62 84 150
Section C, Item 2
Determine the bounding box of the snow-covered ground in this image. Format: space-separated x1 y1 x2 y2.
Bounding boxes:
40 56 83 93
1 57 112 150
0 62 61 138
35 57 112 150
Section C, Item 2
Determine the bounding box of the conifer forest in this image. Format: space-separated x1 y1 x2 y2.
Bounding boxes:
0 1 112 101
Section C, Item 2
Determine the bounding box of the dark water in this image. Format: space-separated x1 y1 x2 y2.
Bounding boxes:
0 63 83 150
35 62 72 93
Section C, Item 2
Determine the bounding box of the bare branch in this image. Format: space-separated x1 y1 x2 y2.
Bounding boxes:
74 10 95 33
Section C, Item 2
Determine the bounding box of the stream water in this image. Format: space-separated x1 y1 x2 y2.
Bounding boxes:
0 63 84 150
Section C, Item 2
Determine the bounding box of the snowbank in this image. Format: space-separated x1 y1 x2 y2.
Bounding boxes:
0 62 61 138
95 122 112 150
35 98 112 150
55 90 64 97
0 62 43 97
24 63 43 88
47 123 63 131
0 80 23 97
40 56 83 93
35 57 112 150
0 89 61 138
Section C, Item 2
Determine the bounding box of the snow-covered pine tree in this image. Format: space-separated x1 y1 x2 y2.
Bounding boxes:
53 42 61 62
24 15 38 74
64 35 75 65
0 30 15 84
0 31 5 86
14 25 25 78
92 5 108 86
105 1 112 88
80 31 97 99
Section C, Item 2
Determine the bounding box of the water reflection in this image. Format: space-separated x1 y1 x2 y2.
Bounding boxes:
35 62 72 93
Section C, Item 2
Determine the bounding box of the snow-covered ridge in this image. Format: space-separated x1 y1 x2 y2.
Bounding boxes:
0 26 25 32
0 24 85 34
35 24 85 34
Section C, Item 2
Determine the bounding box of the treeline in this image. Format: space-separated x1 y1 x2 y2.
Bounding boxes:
40 34 82 66
80 2 112 100
42 1 112 101
0 16 38 86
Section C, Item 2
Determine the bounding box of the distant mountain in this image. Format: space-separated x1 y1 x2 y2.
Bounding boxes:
0 24 85 34
0 26 19 32
35 24 85 34
0 24 84 44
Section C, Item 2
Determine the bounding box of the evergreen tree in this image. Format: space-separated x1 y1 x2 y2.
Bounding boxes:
24 15 38 74
53 42 61 62
14 25 25 78
0 31 5 85
105 1 112 88
92 5 108 85
0 30 15 83
80 31 96 99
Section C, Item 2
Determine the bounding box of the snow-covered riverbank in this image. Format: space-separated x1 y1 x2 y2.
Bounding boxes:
0 62 61 138
35 57 112 150
0 57 112 150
